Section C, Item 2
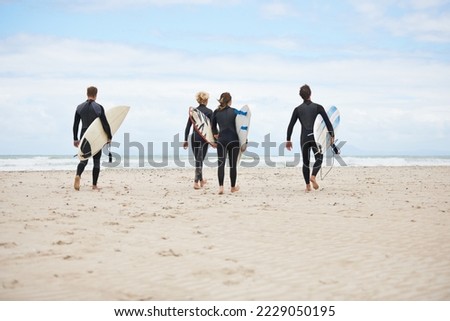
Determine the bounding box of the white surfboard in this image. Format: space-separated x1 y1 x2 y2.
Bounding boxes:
188 107 214 145
236 105 251 150
77 105 130 160
235 105 251 165
313 105 340 155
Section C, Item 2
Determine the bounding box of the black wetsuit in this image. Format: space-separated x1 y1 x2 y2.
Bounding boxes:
184 104 213 183
73 99 112 185
211 106 240 187
286 100 334 184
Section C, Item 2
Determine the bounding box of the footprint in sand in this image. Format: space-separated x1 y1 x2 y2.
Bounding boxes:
157 249 182 257
0 242 17 249
63 255 82 260
53 240 73 246
2 279 20 289
103 221 120 226
221 266 255 286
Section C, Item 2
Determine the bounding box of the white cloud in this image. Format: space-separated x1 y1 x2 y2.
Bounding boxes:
405 0 450 10
259 37 301 51
50 0 241 11
349 0 450 43
0 34 449 155
259 1 300 19
385 11 450 43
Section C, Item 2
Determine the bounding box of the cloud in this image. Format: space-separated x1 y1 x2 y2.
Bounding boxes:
406 0 450 10
0 34 449 155
259 1 300 19
385 11 450 43
349 0 450 43
259 37 301 51
50 0 241 11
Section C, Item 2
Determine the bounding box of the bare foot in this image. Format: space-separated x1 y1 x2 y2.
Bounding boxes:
218 186 224 195
231 185 240 193
305 184 312 192
74 175 80 191
92 185 102 191
200 179 207 187
193 182 201 190
310 176 319 190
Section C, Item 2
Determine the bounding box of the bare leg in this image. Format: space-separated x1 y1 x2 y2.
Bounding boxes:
310 175 319 190
231 185 240 193
74 175 81 191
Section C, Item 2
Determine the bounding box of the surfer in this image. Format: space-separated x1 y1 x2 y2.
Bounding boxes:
73 86 112 191
183 91 213 189
286 84 334 192
211 92 240 194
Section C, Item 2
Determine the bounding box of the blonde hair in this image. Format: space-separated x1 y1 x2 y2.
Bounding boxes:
196 91 210 105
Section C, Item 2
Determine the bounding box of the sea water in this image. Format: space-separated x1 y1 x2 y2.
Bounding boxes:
1 154 450 171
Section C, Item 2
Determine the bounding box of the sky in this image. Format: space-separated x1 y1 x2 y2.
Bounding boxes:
0 0 449 156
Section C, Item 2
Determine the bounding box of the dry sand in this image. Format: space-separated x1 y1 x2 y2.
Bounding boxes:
1 166 449 300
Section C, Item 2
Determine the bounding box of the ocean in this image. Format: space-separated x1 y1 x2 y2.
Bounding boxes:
1 154 450 171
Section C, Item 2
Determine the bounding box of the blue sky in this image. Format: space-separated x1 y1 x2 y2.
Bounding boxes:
1 0 450 156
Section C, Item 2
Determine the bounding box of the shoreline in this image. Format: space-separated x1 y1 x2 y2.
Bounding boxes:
1 164 450 174
1 155 450 172
1 166 449 300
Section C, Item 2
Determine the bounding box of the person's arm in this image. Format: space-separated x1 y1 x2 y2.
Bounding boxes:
183 117 192 149
98 106 112 140
73 111 81 146
318 105 334 139
211 110 219 139
286 108 298 150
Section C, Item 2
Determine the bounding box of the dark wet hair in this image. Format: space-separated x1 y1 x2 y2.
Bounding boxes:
87 86 98 98
299 84 311 100
218 92 232 109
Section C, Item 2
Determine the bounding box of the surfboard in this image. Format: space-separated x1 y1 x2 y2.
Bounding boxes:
235 105 251 151
313 105 340 155
188 107 214 145
77 105 130 160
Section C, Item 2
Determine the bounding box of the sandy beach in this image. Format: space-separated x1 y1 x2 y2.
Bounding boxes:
1 166 449 300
